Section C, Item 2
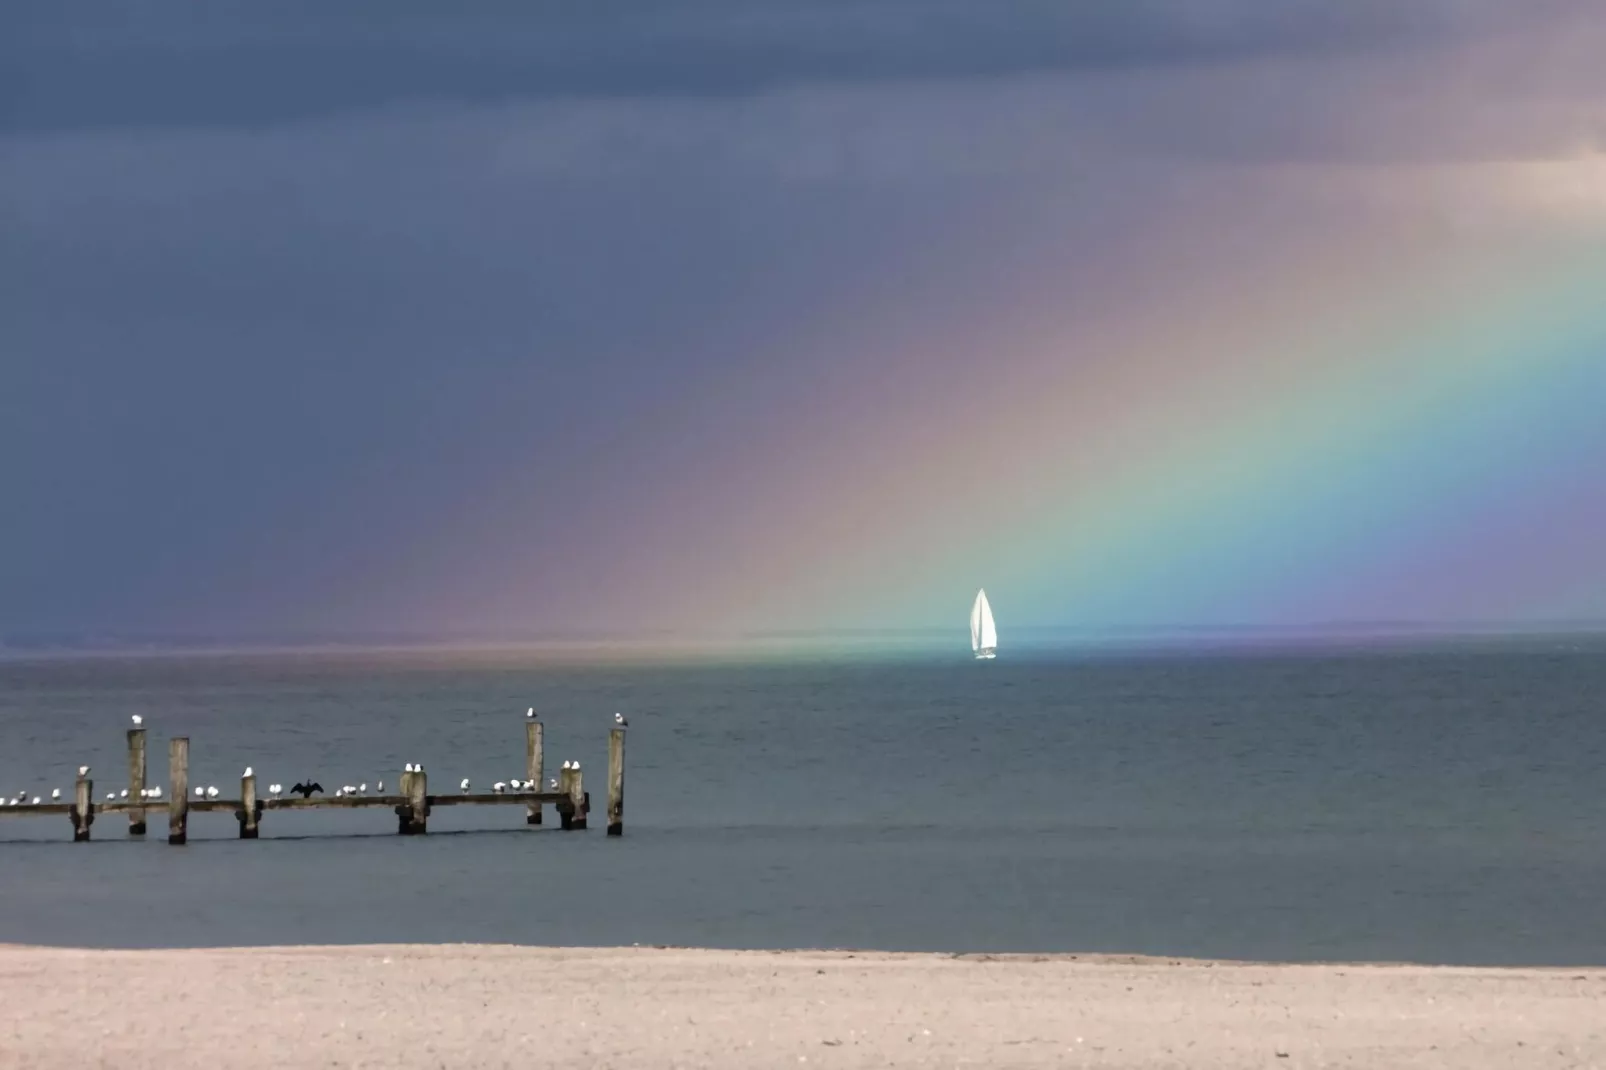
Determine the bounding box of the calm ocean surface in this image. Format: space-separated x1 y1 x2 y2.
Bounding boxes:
1 642 1603 965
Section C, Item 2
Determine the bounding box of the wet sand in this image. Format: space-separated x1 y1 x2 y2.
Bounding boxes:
3 944 1603 1068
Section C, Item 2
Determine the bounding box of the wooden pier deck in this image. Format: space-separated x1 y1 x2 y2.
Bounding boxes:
0 719 627 844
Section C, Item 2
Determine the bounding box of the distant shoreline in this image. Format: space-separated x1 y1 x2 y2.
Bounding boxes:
5 622 1606 666
4 943 1601 1068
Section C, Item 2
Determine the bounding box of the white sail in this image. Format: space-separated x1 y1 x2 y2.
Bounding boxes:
970 588 997 658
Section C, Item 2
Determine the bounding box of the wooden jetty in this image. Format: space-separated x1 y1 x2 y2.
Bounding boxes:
0 718 627 845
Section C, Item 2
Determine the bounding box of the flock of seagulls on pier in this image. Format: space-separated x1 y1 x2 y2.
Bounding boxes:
1 709 628 809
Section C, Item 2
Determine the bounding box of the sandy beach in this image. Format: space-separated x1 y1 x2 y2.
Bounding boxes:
2 945 1602 1069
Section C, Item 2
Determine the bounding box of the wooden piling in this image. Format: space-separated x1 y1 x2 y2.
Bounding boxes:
606 727 626 836
405 768 428 834
127 727 147 835
168 737 189 845
71 775 93 841
238 773 259 839
557 767 574 830
525 718 544 826
396 769 414 834
569 766 587 831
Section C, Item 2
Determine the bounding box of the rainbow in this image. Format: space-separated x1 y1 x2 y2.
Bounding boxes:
697 220 1606 642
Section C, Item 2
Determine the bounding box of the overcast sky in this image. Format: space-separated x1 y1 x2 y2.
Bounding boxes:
4 2 1604 644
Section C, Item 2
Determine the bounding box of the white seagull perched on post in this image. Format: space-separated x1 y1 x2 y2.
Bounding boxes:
195 787 205 798
119 789 128 799
460 778 470 793
615 712 628 727
526 707 535 718
376 779 383 793
572 760 581 772
151 786 163 799
243 766 253 778
31 796 40 805
50 788 60 801
206 786 219 799
78 766 89 777
131 715 143 726
561 760 572 771
492 781 506 793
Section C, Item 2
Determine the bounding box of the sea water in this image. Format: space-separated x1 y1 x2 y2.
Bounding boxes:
0 641 1602 964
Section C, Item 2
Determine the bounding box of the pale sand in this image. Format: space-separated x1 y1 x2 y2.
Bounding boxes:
3 945 1604 1069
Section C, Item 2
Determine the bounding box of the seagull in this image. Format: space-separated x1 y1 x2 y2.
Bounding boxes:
206 786 219 799
509 779 523 791
243 766 253 778
333 787 345 798
526 707 535 718
492 781 506 793
50 788 60 801
78 766 89 777
150 786 163 799
572 760 581 772
376 780 384 793
460 778 471 793
131 714 143 726
615 712 628 726
404 763 414 773
31 796 40 805
561 760 572 771
269 784 281 797
195 787 205 798
359 783 367 794
104 793 115 801
120 789 128 799
548 777 558 789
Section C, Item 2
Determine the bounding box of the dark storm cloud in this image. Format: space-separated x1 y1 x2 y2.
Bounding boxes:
1 0 1579 132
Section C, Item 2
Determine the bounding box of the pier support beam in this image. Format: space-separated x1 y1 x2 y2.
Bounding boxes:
606 727 625 837
403 768 428 834
569 766 586 831
525 718 544 826
557 767 574 829
71 774 93 841
127 727 147 836
168 737 189 845
238 772 259 838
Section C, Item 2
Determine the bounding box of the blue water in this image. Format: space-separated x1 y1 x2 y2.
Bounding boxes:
0 642 1603 964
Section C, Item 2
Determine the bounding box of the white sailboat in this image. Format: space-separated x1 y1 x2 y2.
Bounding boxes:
970 588 998 660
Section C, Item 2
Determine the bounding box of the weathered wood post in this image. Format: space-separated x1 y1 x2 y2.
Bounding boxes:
606 727 626 837
71 773 93 841
405 767 428 835
127 726 147 835
238 771 259 839
168 737 189 846
396 768 413 834
558 766 574 830
569 764 587 831
525 717 544 826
